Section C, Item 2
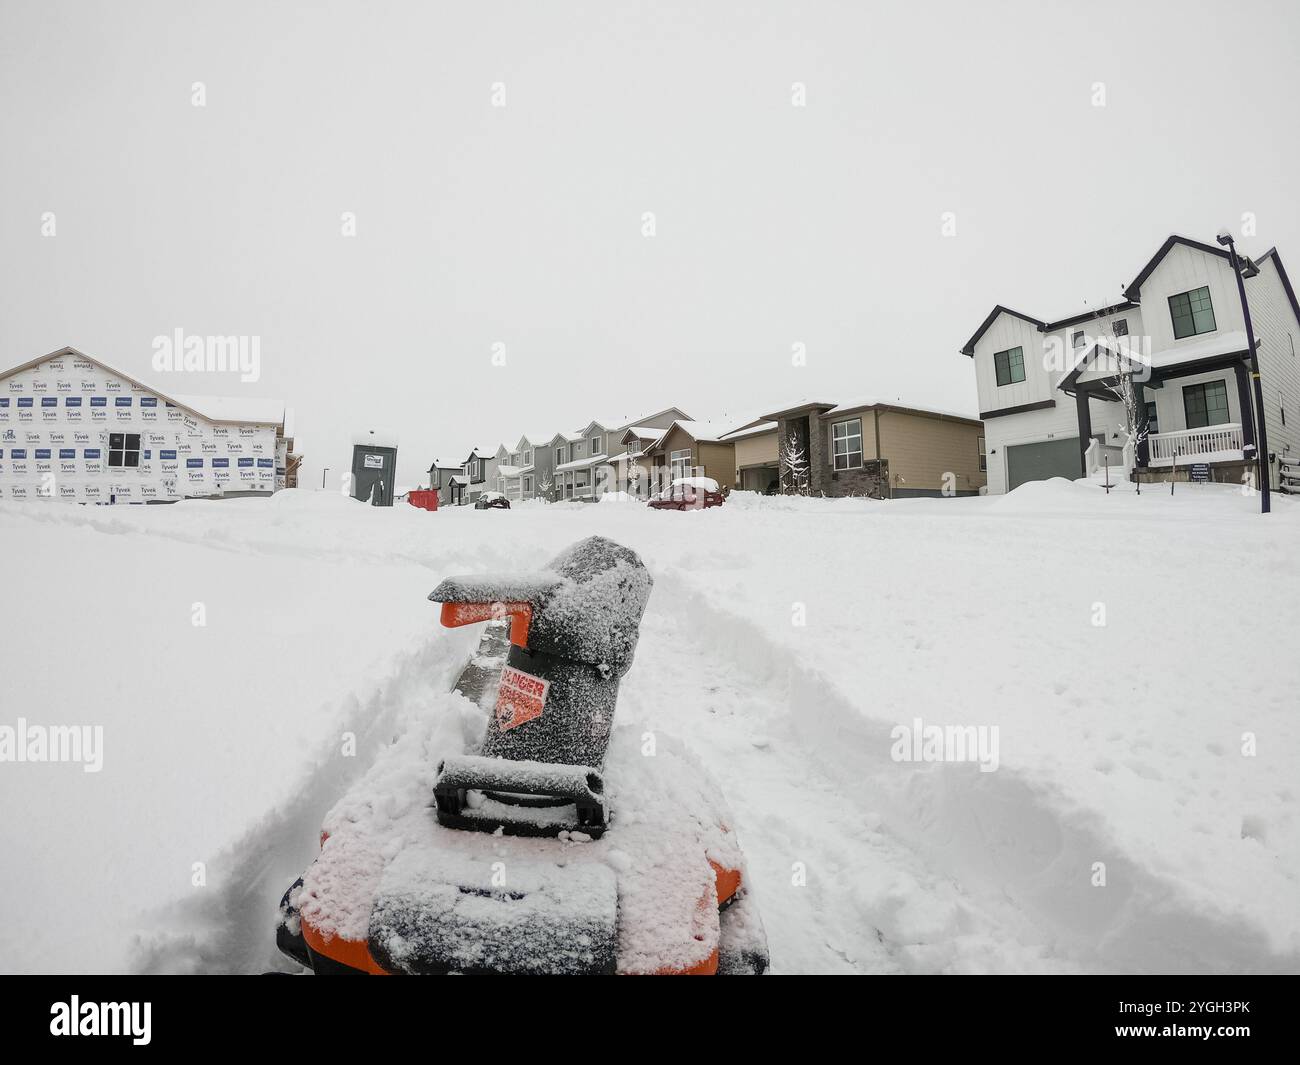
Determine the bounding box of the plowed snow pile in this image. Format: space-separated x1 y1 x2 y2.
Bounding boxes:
1 480 1297 973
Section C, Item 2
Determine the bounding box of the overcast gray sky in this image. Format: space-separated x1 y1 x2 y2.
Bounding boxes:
2 0 1297 487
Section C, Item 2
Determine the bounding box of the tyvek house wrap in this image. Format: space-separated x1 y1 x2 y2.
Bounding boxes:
0 352 279 503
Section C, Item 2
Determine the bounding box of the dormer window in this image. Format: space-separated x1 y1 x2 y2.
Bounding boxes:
993 346 1026 386
1169 286 1216 339
556 446 565 465
523 449 532 465
590 434 601 455
1072 331 1085 350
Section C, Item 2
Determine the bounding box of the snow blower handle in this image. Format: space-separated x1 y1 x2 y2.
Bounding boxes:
439 600 533 649
430 574 563 650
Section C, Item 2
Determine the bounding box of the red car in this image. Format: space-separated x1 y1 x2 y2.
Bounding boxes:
646 478 726 511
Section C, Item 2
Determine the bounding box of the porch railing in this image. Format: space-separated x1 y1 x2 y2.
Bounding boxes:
1146 423 1243 466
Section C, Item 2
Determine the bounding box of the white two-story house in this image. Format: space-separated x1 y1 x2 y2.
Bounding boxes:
962 234 1300 493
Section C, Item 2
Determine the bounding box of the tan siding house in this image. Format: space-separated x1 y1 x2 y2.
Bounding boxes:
761 399 985 498
876 409 986 496
719 421 779 492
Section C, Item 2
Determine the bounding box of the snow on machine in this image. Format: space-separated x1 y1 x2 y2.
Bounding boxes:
276 535 768 975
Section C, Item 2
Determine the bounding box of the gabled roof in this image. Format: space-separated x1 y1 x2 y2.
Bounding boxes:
1122 235 1231 302
549 430 582 445
0 345 288 427
1257 248 1300 329
961 235 1252 358
428 457 463 471
759 400 838 421
1058 331 1252 393
1041 301 1138 332
583 406 691 433
959 307 1047 357
720 420 777 441
662 419 747 444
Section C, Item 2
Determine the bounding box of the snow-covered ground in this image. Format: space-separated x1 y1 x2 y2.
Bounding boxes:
2 480 1298 974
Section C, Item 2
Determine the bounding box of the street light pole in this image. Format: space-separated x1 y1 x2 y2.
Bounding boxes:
1217 231 1270 514
321 467 330 490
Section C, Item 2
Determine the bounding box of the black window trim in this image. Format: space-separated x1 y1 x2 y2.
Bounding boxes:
993 345 1026 387
1181 380 1230 430
1168 285 1217 340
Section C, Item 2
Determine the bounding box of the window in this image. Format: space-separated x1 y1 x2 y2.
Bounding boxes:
627 440 637 454
523 475 532 493
1145 401 1159 435
523 449 532 465
670 448 692 478
978 435 986 473
994 346 1025 386
1112 319 1128 337
575 470 590 489
108 432 141 468
1072 330 1085 350
555 446 565 465
590 435 601 455
831 419 863 470
1169 286 1216 339
1182 380 1230 429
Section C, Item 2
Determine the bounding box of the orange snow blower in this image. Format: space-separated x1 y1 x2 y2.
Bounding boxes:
276 536 768 975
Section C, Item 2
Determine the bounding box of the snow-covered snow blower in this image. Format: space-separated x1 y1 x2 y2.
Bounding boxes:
276 535 768 975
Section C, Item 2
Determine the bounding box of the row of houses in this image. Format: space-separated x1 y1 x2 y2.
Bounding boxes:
426 400 988 505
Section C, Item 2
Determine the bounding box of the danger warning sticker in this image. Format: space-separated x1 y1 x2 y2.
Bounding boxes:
494 665 550 731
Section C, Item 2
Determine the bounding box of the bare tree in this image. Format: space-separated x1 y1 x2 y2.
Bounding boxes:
779 428 810 495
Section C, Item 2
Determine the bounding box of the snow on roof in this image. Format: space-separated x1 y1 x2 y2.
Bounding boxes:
428 456 463 470
348 428 400 448
172 393 288 428
555 453 609 472
1148 330 1249 369
667 419 747 443
449 475 468 486
1070 331 1249 385
0 347 293 430
497 464 534 478
551 431 583 444
761 396 979 423
720 420 777 441
586 415 636 431
825 397 980 422
624 425 667 441
674 476 720 492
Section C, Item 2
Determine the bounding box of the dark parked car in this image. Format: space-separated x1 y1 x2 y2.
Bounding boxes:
646 478 726 511
474 492 511 510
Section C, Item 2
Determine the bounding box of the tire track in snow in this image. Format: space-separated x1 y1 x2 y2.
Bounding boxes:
639 569 1300 974
623 573 1061 973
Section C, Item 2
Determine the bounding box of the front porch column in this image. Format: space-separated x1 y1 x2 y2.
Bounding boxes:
1234 362 1257 453
1133 380 1149 468
1075 390 1092 477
